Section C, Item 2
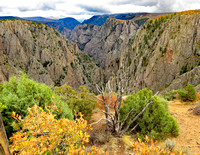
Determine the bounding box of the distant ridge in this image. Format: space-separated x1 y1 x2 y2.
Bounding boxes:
23 17 80 30
0 16 23 20
0 13 148 31
23 17 57 22
82 13 148 26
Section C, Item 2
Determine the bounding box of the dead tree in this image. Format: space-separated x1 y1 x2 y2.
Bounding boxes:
91 75 158 137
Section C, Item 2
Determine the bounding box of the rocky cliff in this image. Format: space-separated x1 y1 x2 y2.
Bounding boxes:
0 20 103 91
0 11 200 94
68 11 200 93
110 12 200 93
68 18 142 82
68 24 100 51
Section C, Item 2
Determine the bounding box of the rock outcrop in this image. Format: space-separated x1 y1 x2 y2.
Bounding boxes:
110 13 200 93
66 12 200 93
165 66 200 92
68 18 140 81
0 20 103 91
68 24 100 50
1 11 200 94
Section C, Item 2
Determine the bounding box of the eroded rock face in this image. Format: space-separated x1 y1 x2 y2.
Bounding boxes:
1 13 200 94
68 18 140 81
165 66 200 92
0 20 103 91
66 14 200 93
110 14 200 93
84 19 139 68
68 24 100 51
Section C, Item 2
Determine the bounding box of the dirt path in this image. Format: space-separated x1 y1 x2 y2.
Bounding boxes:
168 100 200 154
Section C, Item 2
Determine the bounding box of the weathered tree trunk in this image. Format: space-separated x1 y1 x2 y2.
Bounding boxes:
91 79 159 137
0 113 11 155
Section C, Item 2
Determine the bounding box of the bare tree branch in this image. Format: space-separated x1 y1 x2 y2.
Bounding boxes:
120 109 135 128
107 81 112 108
89 118 111 125
144 91 159 106
96 84 102 94
90 93 104 102
102 110 114 122
121 91 159 128
120 91 159 135
129 123 139 133
121 100 153 135
94 69 159 137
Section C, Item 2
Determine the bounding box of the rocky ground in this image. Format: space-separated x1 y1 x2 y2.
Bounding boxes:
169 100 200 154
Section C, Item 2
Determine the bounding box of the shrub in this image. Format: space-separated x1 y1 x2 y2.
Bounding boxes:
133 137 164 154
164 89 178 101
165 139 176 152
178 84 196 101
156 96 169 112
55 84 97 122
0 73 73 137
10 105 102 154
96 93 123 110
0 102 6 113
132 136 183 154
0 82 3 92
120 88 179 140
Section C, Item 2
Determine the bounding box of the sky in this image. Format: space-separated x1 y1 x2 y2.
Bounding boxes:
0 0 200 21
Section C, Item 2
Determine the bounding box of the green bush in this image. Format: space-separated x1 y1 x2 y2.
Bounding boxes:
0 73 73 137
178 84 196 101
164 89 178 101
0 102 6 113
156 96 169 112
55 84 97 122
0 83 3 92
120 88 179 140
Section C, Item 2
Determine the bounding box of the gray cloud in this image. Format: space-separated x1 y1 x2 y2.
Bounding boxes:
0 0 199 20
112 0 158 7
18 7 34 12
111 0 183 12
77 4 110 14
18 8 27 12
18 2 55 12
155 0 178 12
39 3 55 11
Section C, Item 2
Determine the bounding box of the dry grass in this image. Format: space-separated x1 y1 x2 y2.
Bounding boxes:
122 135 136 150
168 100 200 154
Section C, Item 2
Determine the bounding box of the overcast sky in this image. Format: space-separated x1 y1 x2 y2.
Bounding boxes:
0 0 200 21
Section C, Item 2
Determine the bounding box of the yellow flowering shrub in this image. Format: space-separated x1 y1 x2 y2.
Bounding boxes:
10 105 103 155
132 136 185 155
